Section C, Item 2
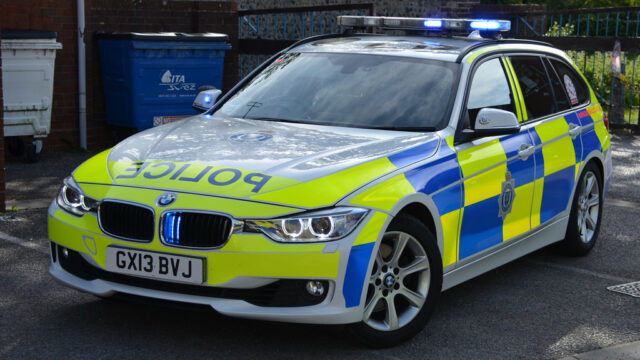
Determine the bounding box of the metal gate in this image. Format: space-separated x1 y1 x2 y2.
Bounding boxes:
238 4 374 79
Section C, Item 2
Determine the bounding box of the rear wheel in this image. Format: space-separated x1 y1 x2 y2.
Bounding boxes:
348 214 442 348
560 162 603 256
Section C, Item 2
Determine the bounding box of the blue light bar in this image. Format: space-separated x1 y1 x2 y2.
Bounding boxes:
423 19 443 28
337 16 512 33
470 20 511 31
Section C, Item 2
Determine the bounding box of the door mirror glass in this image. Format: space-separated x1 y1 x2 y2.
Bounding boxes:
474 108 520 135
193 88 222 113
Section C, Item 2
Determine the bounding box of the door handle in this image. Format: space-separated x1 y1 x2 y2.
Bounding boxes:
518 143 535 160
568 123 582 138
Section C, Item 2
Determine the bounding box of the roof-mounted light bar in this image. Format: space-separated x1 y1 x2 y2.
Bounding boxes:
337 16 511 32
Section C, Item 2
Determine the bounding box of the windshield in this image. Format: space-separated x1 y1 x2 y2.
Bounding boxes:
216 52 459 130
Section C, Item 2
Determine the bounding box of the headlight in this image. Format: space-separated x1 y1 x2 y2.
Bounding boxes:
245 207 368 243
56 177 99 216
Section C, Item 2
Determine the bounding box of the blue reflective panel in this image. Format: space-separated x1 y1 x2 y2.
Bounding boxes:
424 19 443 28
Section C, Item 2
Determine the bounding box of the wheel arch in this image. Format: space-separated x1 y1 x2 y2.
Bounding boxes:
387 193 444 262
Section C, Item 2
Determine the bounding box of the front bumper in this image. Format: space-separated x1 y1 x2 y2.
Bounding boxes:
47 184 388 324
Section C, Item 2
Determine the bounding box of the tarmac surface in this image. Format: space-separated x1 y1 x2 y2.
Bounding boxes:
0 134 638 359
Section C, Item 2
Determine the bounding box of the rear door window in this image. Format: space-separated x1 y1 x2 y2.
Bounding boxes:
509 56 556 120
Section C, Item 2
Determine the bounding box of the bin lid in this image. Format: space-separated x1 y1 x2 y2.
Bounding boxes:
95 31 228 42
2 29 57 39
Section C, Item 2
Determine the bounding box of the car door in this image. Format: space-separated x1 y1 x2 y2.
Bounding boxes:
454 56 536 261
507 55 583 229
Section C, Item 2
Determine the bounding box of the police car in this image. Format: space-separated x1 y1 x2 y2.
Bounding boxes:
48 16 612 347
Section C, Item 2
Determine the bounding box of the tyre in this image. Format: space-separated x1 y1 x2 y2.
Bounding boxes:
560 162 603 256
347 213 442 348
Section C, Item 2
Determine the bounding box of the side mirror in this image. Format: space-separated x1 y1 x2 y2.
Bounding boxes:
474 108 520 134
457 108 520 144
192 88 222 113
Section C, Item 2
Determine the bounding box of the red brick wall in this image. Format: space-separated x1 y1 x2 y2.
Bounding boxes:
1 1 238 151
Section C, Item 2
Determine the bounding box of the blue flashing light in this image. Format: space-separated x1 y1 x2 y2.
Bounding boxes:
164 212 182 245
203 95 211 103
423 19 442 28
470 20 511 31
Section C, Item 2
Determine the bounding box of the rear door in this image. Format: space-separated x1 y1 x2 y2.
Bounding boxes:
507 55 583 228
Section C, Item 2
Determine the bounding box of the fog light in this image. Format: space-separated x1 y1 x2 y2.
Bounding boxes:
306 280 325 296
62 247 69 258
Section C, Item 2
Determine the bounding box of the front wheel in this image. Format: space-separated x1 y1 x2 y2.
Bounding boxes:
560 162 603 256
347 213 442 348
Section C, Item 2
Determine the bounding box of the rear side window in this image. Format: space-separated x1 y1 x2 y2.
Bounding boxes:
550 59 589 106
465 58 516 128
510 56 555 119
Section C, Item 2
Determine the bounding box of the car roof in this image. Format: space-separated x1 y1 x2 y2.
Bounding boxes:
290 34 557 63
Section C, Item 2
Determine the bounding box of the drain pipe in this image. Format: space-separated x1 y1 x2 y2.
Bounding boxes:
77 0 87 150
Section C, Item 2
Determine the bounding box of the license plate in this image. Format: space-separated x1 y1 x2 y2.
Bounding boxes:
105 247 204 284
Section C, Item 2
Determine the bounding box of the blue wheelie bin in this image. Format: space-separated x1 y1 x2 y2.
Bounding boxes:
96 32 231 130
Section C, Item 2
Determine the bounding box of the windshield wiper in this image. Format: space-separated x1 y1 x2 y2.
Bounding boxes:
244 117 307 125
370 126 437 132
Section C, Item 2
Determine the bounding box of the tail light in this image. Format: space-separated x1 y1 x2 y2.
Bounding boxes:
603 112 610 131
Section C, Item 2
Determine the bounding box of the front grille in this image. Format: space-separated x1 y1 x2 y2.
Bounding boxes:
161 211 232 248
55 244 328 307
99 201 154 242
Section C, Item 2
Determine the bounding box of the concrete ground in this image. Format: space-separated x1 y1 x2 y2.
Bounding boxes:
0 135 638 359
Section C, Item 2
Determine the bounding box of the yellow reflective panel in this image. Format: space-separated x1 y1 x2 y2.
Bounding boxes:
208 252 340 284
441 209 461 267
463 163 508 206
445 136 455 150
502 182 534 240
108 160 300 198
535 118 576 176
575 161 583 181
530 178 545 228
78 183 300 219
457 139 507 178
353 212 388 246
73 149 113 184
535 117 569 143
221 234 324 252
594 121 611 151
349 174 415 212
502 58 523 122
253 158 397 208
505 58 528 122
53 209 103 235
542 137 576 176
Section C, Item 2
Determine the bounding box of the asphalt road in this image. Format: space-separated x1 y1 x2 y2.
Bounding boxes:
1 135 639 359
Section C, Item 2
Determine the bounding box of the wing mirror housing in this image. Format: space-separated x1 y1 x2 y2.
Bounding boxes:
458 108 520 143
192 87 222 113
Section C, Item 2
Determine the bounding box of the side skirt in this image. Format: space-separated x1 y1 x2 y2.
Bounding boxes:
442 215 569 291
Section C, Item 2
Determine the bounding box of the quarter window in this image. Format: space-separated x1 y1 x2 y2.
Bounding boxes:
550 59 589 106
465 58 516 128
510 56 556 119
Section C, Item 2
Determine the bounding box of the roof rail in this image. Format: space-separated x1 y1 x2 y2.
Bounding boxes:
455 38 555 63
